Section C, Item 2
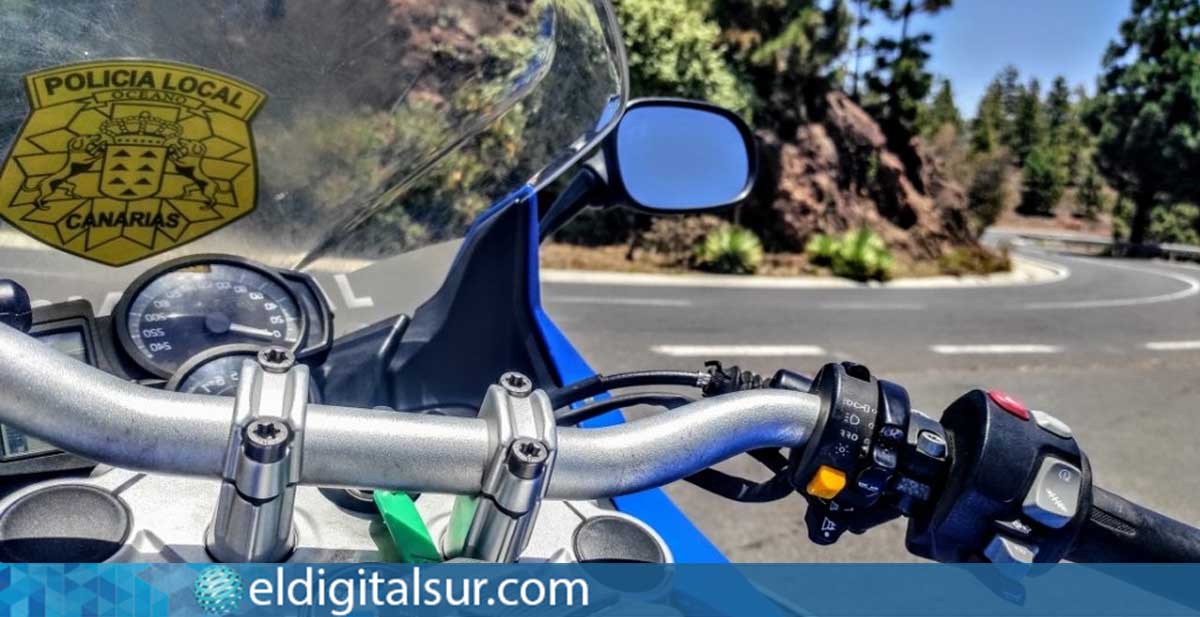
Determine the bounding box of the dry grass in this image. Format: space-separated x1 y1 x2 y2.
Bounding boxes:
540 243 1010 278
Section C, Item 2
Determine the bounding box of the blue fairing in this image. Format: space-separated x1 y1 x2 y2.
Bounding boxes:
477 185 728 564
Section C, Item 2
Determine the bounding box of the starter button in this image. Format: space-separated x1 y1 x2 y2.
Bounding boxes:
1023 457 1082 528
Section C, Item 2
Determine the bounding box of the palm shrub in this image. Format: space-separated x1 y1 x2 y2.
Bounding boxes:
806 228 895 281
693 225 764 274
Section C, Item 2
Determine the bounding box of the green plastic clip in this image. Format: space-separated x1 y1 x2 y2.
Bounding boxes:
373 491 442 563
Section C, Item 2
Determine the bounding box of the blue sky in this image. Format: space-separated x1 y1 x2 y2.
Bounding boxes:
863 0 1130 116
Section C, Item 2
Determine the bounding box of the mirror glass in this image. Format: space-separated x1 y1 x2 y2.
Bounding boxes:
616 105 751 210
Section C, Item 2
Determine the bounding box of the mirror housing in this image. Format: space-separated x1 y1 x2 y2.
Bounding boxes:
536 98 758 240
603 98 758 212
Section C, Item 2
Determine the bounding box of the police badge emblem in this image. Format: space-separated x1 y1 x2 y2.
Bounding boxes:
0 60 266 266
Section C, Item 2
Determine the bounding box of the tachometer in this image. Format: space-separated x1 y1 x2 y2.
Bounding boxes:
115 256 306 377
166 345 321 402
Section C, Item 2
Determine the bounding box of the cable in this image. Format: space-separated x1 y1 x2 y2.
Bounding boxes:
684 466 795 503
547 370 707 410
556 391 695 426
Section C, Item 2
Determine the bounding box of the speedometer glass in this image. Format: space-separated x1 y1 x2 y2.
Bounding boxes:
120 261 304 376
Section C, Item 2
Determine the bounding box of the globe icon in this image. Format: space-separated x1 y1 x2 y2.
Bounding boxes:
193 565 244 616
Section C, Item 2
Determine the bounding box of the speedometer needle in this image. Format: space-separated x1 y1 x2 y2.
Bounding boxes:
228 323 278 341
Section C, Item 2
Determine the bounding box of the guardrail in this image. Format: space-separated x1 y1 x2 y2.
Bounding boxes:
1009 231 1200 262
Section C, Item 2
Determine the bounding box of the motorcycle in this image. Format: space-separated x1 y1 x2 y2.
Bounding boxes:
0 0 1197 568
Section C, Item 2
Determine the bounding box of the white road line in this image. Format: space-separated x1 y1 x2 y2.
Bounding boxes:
1021 260 1200 309
547 296 692 307
651 344 827 357
333 273 374 309
1145 340 1200 351
817 301 926 310
930 344 1062 355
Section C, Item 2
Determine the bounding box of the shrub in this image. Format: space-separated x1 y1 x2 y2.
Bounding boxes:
694 224 763 274
1018 145 1066 216
639 214 728 264
1148 202 1200 246
938 246 1011 276
805 228 895 281
967 149 1015 234
1111 197 1133 241
1074 166 1107 220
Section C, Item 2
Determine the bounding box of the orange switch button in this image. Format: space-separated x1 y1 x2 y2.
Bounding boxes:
806 465 847 500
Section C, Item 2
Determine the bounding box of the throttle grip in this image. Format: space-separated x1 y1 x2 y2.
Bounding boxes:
1066 486 1200 563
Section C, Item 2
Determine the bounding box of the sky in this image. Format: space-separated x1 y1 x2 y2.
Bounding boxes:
865 0 1130 116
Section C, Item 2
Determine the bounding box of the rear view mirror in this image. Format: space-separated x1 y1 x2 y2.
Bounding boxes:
607 99 757 211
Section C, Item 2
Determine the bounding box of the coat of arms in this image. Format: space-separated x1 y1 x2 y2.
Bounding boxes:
0 60 266 266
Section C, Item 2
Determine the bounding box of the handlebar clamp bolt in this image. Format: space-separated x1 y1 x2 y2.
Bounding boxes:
499 372 533 397
257 346 295 373
506 437 549 479
243 419 293 463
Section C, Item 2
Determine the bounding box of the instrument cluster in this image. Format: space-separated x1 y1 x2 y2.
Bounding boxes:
7 254 333 471
113 255 332 380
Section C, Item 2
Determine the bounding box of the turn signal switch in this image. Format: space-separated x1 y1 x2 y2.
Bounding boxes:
786 362 948 546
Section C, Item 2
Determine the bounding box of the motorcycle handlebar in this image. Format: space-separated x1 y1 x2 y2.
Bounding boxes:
1067 486 1200 563
0 324 822 500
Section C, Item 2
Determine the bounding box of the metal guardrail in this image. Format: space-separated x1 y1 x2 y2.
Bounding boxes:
1011 231 1200 262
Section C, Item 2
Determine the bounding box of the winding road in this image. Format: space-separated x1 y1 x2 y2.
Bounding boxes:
3 239 1200 562
542 247 1200 562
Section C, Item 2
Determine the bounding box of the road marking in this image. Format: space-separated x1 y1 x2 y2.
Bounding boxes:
817 301 925 310
930 344 1062 355
651 344 826 357
547 296 692 307
1021 260 1200 309
1145 340 1200 351
333 273 374 309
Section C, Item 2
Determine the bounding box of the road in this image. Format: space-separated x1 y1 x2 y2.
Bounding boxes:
3 241 1200 562
542 248 1200 562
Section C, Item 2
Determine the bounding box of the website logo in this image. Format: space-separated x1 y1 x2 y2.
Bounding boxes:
194 565 244 616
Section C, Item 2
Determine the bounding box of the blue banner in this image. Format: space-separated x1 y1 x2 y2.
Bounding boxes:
1 563 1198 616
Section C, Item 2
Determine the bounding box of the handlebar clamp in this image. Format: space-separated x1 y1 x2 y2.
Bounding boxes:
444 372 558 563
206 347 308 563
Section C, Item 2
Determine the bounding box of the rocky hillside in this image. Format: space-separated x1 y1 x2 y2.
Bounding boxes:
745 91 979 261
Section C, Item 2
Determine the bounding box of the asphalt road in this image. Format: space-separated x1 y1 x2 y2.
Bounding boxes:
4 241 1200 562
541 249 1200 562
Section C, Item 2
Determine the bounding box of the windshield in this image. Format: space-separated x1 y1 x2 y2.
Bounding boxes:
0 0 625 305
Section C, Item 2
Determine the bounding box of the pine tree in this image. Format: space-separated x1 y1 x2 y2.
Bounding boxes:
1010 78 1045 164
1087 0 1200 246
997 65 1023 146
971 78 1006 153
708 0 852 134
922 78 961 135
1045 76 1073 143
861 0 953 179
1076 166 1107 220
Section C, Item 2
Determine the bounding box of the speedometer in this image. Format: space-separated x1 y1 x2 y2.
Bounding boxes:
115 256 306 377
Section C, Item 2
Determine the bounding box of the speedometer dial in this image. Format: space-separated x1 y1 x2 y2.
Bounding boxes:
116 256 305 377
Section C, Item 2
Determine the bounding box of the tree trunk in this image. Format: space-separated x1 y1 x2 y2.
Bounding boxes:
1129 191 1154 248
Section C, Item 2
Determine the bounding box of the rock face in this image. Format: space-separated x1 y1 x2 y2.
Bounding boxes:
747 91 976 259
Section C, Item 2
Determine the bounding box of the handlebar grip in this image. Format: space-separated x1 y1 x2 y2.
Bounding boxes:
1067 485 1200 563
